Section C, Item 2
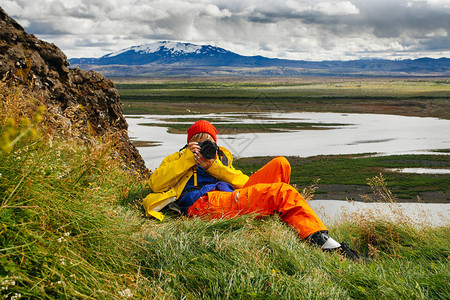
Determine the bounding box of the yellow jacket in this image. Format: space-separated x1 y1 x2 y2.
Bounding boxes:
143 146 249 220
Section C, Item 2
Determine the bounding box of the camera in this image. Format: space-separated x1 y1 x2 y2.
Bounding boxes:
198 140 218 159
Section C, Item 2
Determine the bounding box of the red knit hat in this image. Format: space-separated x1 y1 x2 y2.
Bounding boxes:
187 120 217 143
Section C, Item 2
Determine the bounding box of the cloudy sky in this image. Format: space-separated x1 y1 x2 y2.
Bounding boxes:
2 0 449 60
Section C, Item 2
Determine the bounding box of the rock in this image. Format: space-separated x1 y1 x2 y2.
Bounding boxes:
0 6 147 173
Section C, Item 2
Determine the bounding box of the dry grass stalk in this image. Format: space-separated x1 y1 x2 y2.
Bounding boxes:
298 178 321 202
361 173 396 203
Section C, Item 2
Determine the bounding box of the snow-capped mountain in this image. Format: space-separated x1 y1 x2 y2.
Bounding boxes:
69 41 257 66
69 41 450 76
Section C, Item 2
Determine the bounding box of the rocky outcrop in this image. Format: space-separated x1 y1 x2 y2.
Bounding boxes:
0 7 147 173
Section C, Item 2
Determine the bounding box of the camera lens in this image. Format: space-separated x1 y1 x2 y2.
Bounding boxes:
199 140 217 159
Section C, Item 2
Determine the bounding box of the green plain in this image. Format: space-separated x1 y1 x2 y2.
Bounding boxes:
116 78 450 119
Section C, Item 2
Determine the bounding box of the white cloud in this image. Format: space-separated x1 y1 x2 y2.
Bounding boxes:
2 0 449 60
425 0 450 8
425 28 448 37
1 1 23 15
201 4 232 17
313 1 360 16
406 0 450 8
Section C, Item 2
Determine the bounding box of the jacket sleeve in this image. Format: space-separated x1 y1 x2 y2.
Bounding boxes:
207 159 249 189
148 149 196 192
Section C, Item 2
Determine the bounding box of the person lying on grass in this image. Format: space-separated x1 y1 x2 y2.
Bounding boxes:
143 120 362 260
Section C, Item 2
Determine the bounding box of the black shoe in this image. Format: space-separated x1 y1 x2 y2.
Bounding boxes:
335 241 361 260
307 230 330 247
334 242 371 262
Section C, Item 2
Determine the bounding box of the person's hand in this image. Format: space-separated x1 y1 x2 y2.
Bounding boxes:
188 142 215 170
188 142 200 154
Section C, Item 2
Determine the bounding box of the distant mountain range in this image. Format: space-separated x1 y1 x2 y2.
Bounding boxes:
69 41 450 77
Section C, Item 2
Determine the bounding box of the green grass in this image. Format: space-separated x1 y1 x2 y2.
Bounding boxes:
115 79 450 97
0 142 144 298
116 79 450 119
134 212 450 299
117 84 449 106
1 84 449 299
138 121 349 134
1 133 449 299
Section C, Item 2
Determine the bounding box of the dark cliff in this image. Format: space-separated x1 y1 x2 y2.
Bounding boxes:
0 7 146 172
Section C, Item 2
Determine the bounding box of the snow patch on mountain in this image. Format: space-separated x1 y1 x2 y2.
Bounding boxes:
104 41 203 58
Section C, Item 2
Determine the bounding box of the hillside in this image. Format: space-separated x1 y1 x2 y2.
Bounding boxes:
69 41 450 77
1 85 449 298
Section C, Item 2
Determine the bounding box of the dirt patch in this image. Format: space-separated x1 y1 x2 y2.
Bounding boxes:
130 140 162 147
313 184 449 203
313 184 371 201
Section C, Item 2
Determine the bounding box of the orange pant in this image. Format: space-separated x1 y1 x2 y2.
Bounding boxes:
187 156 327 239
